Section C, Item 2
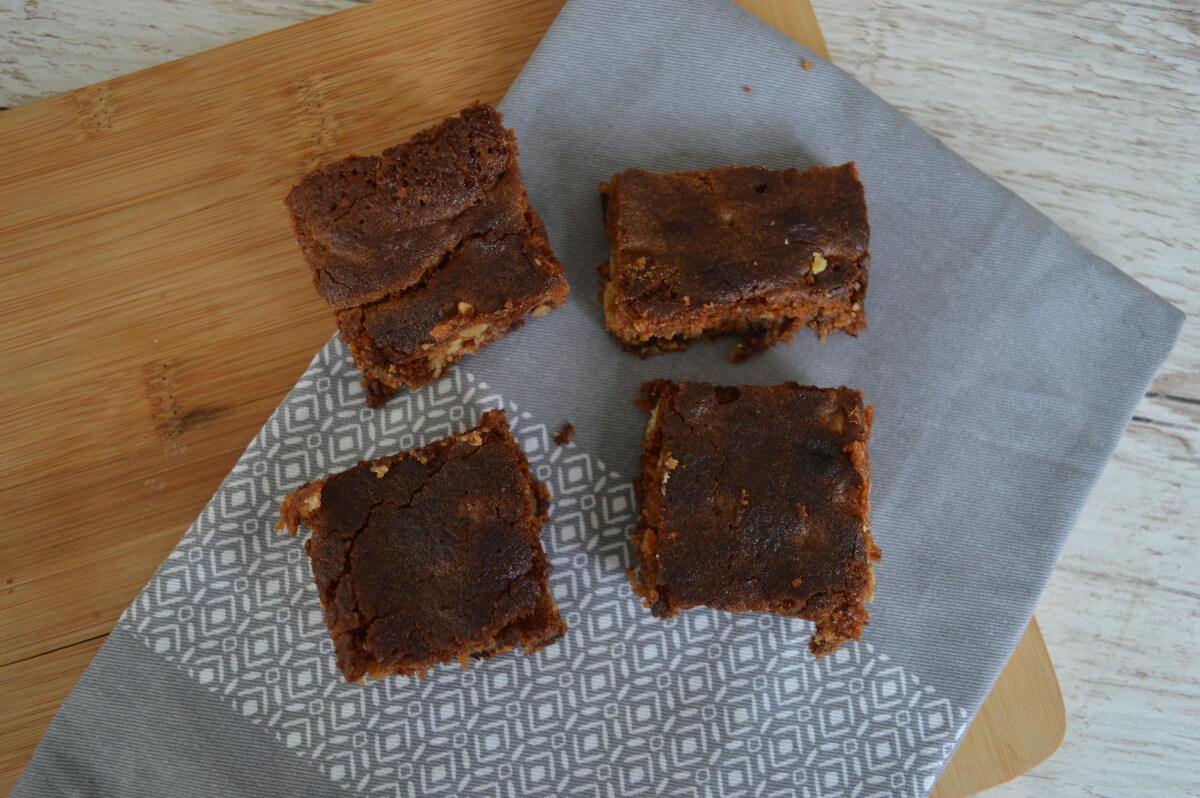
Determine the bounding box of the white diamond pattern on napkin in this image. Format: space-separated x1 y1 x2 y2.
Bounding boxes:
120 340 967 797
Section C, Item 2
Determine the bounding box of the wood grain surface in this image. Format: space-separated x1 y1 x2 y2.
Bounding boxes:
4 0 1191 796
811 5 1199 796
933 620 1064 798
0 635 106 788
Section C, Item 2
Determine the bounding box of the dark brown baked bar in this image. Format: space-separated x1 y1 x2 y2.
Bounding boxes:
286 103 569 407
277 409 566 681
630 380 880 656
599 163 868 361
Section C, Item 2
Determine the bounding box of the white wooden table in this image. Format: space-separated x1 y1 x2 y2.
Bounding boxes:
2 1 1196 795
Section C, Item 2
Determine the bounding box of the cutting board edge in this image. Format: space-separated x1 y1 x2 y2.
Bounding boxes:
0 1 1065 796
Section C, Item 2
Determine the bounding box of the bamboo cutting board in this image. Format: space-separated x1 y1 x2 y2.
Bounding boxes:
0 0 1064 793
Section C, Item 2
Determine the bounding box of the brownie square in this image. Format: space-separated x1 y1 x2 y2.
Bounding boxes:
278 409 567 681
599 163 868 361
286 103 569 407
630 381 880 656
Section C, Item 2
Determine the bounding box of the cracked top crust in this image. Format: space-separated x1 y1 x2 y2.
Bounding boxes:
278 409 560 681
335 217 565 367
286 103 536 309
600 164 869 339
632 381 878 649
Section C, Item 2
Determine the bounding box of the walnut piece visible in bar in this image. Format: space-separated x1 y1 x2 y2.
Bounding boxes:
278 409 567 681
630 380 880 657
599 163 868 361
286 103 569 407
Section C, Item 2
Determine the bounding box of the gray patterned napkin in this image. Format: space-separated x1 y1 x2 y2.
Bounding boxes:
14 0 1181 796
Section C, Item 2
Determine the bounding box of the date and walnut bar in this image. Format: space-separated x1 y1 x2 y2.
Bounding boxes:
286 104 568 407
630 380 880 656
599 163 868 360
278 409 567 682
